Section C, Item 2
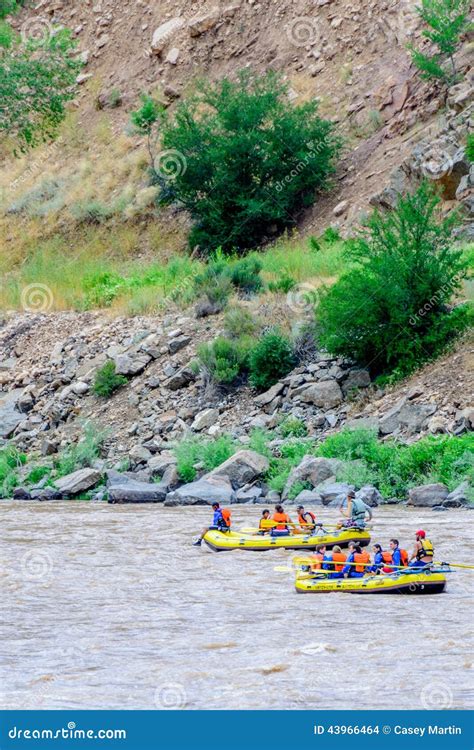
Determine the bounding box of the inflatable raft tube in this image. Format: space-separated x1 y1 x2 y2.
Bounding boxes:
203 528 370 552
295 570 447 595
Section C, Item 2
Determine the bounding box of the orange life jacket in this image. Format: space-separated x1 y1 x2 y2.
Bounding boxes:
332 551 347 572
354 551 370 573
381 551 392 564
400 548 409 566
273 512 290 530
221 508 231 528
311 552 324 570
298 511 316 527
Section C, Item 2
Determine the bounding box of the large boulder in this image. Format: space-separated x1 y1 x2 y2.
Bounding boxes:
206 450 269 488
151 18 185 54
408 483 449 507
341 369 371 395
164 477 234 506
54 468 101 495
192 408 219 432
254 382 285 407
0 388 24 438
166 367 196 391
442 481 470 508
379 401 437 435
188 10 220 37
318 482 355 506
298 381 343 409
282 456 341 500
292 489 324 506
148 451 177 477
355 485 383 507
107 470 167 503
114 352 151 376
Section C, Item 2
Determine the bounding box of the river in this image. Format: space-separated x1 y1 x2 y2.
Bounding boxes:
1 502 472 711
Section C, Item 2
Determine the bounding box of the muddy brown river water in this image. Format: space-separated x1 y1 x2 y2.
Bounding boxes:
1 502 473 710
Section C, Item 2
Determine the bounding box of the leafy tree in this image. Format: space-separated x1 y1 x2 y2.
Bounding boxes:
129 93 164 169
0 28 80 152
317 182 471 377
160 70 340 254
409 0 471 83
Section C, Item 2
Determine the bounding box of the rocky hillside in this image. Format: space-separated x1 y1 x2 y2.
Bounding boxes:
2 0 473 237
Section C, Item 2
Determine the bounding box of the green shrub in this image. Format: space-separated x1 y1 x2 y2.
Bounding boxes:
248 428 272 459
287 479 312 500
174 435 237 482
249 330 296 391
466 133 474 163
409 0 471 83
93 361 127 398
224 305 259 339
0 445 26 496
280 416 308 438
71 200 112 225
55 422 107 477
322 227 341 244
308 236 321 252
26 465 51 484
317 183 471 377
197 336 252 385
160 70 340 254
268 276 296 294
227 257 263 294
82 272 125 308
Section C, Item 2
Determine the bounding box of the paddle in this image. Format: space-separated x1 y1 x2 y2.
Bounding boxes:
238 523 372 534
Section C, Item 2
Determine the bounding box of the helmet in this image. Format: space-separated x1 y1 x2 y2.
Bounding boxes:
416 529 426 538
296 505 304 510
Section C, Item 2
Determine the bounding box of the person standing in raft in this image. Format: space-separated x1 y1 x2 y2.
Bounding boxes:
408 530 434 568
271 504 292 536
342 542 370 578
193 502 231 546
338 489 372 529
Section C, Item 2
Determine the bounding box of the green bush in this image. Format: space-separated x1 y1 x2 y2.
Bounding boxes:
280 416 308 438
317 183 471 377
0 445 26 496
466 133 474 163
26 465 51 484
249 330 296 391
227 257 263 294
197 336 252 385
174 435 237 482
224 305 259 338
268 276 296 294
322 227 341 244
55 422 107 477
93 361 127 398
409 0 471 83
160 70 340 254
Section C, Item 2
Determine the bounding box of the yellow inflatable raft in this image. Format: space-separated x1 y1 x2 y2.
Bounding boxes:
295 569 447 595
203 527 370 552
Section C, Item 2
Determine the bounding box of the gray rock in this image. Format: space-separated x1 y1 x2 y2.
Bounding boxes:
164 477 234 506
114 352 151 376
342 369 371 395
129 445 152 463
148 451 177 477
167 367 196 391
151 18 185 54
188 10 219 36
379 401 437 435
318 482 355 506
206 449 269 488
235 486 263 503
0 388 24 438
13 487 31 500
192 408 219 432
282 456 341 499
293 489 324 506
298 381 343 409
407 483 449 507
443 481 470 508
355 485 382 507
168 335 191 355
107 471 167 503
54 468 102 495
254 382 285 407
30 487 63 501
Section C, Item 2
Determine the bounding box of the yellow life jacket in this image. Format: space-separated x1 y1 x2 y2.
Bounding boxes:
417 538 434 559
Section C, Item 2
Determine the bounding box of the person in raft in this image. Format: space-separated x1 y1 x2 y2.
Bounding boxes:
310 544 332 571
408 529 434 568
258 509 275 534
271 504 292 536
296 505 317 533
338 489 373 529
342 541 370 578
327 545 347 579
367 543 385 574
193 502 231 546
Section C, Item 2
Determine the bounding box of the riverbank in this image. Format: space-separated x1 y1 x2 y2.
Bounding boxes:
1 503 472 710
